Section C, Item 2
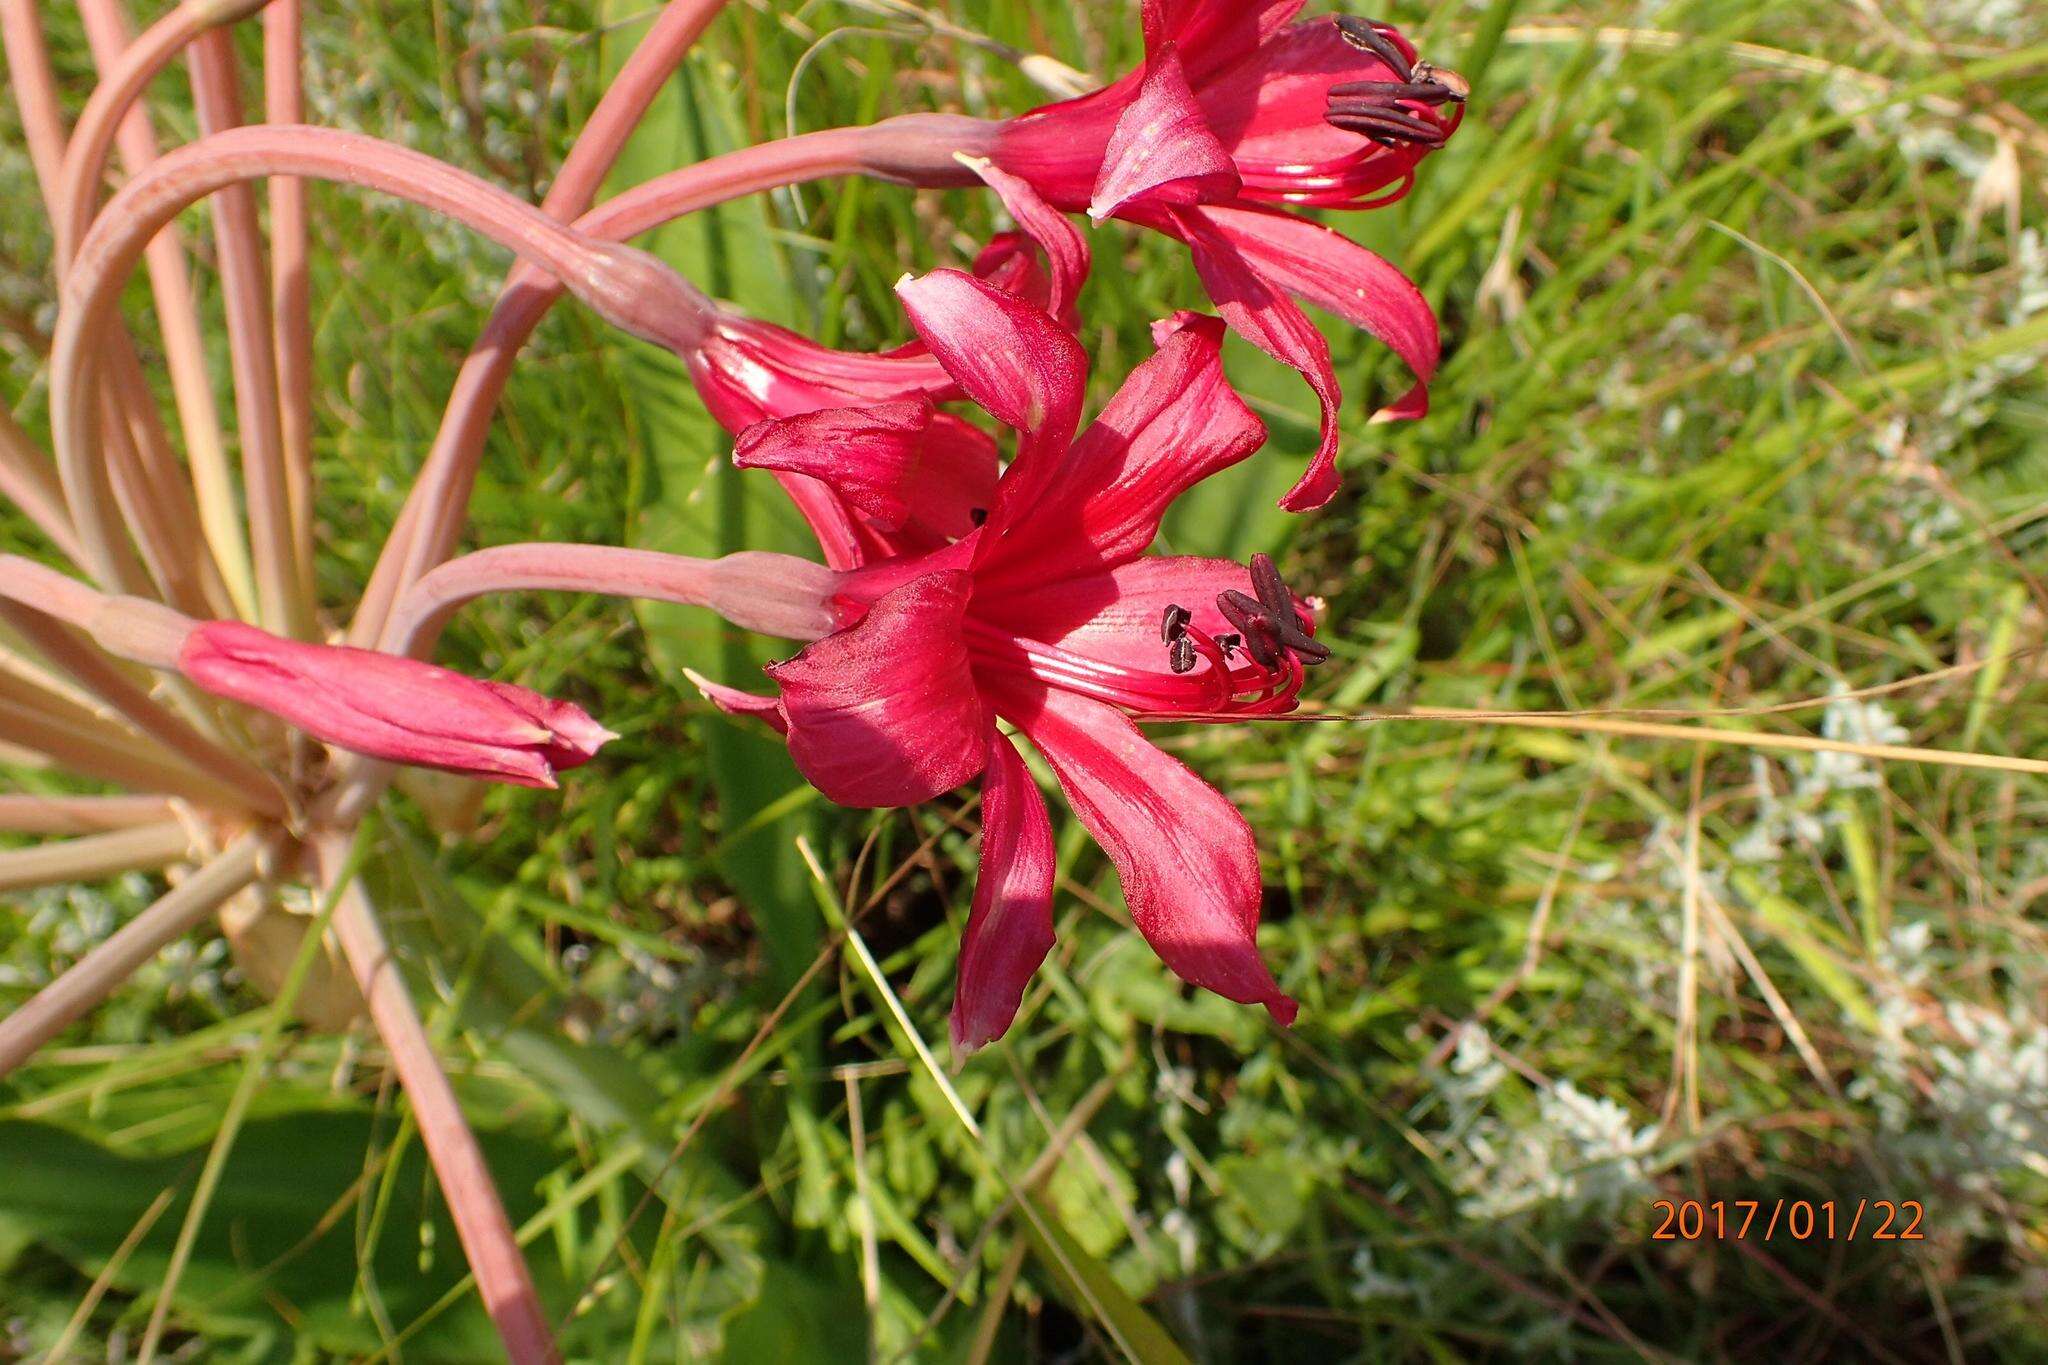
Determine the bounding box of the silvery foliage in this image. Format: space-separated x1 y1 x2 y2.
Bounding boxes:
1422 1025 1664 1224
1850 922 2048 1233
1731 686 1910 871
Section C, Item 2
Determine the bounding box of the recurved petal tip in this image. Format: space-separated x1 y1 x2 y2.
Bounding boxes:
683 668 790 736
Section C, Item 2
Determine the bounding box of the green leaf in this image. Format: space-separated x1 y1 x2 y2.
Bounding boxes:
1213 1152 1311 1254
0 1113 562 1360
1019 1207 1195 1365
718 1258 868 1364
1728 869 1880 1032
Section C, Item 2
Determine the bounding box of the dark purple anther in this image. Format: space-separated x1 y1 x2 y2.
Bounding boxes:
1249 554 1292 619
1325 106 1452 148
1329 78 1464 106
1333 16 1412 80
1216 591 1284 668
1326 22 1466 147
1218 560 1330 669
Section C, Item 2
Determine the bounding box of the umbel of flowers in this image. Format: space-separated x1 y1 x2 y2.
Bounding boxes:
0 3 1462 1359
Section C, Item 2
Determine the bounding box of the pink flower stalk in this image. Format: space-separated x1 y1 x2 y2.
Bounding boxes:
704 271 1330 1050
688 157 1089 571
988 3 1465 511
179 621 612 788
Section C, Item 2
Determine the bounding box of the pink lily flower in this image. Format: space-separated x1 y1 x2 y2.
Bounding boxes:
687 313 995 569
705 271 1330 1051
686 157 1090 571
180 621 613 788
988 3 1466 511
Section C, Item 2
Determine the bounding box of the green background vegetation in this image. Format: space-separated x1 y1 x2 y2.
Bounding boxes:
4 0 2047 1359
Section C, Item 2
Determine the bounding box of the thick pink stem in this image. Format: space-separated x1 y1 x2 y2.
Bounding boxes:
0 723 225 810
550 0 732 213
321 543 830 827
73 0 256 615
0 643 247 806
0 556 286 815
100 343 225 616
0 660 140 745
0 822 192 896
0 0 68 199
264 0 317 613
188 28 305 637
51 125 711 599
0 794 181 834
0 831 266 1078
387 544 837 659
346 0 733 640
350 114 995 647
63 0 260 260
0 606 283 817
0 405 84 562
315 834 559 1365
0 554 137 631
10 0 224 612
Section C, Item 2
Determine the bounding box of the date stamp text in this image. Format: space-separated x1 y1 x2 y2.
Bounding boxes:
1650 1199 1925 1242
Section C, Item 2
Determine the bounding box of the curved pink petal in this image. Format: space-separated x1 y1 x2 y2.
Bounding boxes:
1000 683 1297 1023
980 555 1259 671
683 668 789 736
765 570 988 807
1164 206 1348 511
481 682 617 772
963 158 1091 324
1199 18 1428 174
950 729 1058 1054
979 313 1264 582
689 314 955 433
990 89 1130 215
829 534 979 623
734 399 934 532
972 231 1054 314
895 269 1086 452
764 469 874 573
913 416 1002 542
1090 44 1241 222
1196 203 1438 418
1144 0 1308 82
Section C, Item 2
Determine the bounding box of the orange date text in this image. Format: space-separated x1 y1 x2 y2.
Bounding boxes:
1650 1198 1924 1242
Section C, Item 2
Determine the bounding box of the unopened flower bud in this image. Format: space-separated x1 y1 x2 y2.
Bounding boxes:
179 621 612 788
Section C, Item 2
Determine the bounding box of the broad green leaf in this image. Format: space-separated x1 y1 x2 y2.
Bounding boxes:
1019 1208 1195 1365
370 830 771 1338
718 1257 868 1364
0 1113 562 1360
1213 1152 1312 1254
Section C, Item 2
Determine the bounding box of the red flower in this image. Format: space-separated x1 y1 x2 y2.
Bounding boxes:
990 3 1464 510
687 315 993 570
180 621 612 788
685 157 1090 571
707 272 1329 1050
